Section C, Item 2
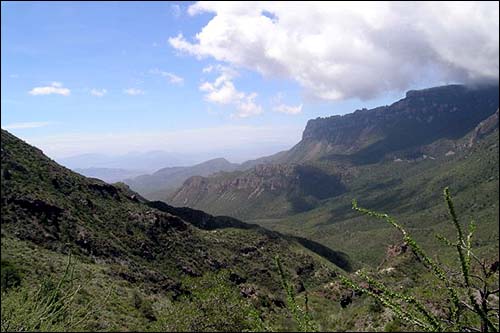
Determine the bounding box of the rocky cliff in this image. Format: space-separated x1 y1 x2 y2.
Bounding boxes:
280 84 499 164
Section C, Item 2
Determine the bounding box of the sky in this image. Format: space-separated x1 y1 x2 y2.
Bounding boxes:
1 1 498 163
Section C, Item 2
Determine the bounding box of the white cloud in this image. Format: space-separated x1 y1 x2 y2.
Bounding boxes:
150 68 184 85
29 82 70 96
170 1 499 101
9 74 19 78
123 88 144 96
273 103 303 115
199 65 263 118
3 121 53 130
90 88 107 97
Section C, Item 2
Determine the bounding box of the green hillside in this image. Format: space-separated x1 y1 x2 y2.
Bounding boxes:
256 119 499 265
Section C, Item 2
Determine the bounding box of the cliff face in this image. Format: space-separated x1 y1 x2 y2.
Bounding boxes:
283 84 499 164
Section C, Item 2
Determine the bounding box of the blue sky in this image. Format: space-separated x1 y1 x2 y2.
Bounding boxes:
1 1 497 162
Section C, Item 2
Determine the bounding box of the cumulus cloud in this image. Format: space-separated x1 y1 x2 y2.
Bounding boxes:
123 88 144 96
150 68 184 85
3 121 53 130
273 103 303 115
200 65 263 118
29 82 70 96
90 88 107 97
170 1 499 101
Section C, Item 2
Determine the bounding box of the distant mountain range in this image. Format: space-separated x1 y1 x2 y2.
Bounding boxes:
60 149 293 186
124 158 240 199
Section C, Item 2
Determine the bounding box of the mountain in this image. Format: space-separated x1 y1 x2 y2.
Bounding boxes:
279 84 499 164
164 84 499 224
1 129 350 330
124 158 239 199
261 113 499 268
74 167 147 183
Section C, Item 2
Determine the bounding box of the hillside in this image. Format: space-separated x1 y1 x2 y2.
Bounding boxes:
0 129 348 331
124 158 239 199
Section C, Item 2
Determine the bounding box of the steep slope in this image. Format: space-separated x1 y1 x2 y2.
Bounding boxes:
1 129 349 329
124 157 239 199
167 163 346 219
